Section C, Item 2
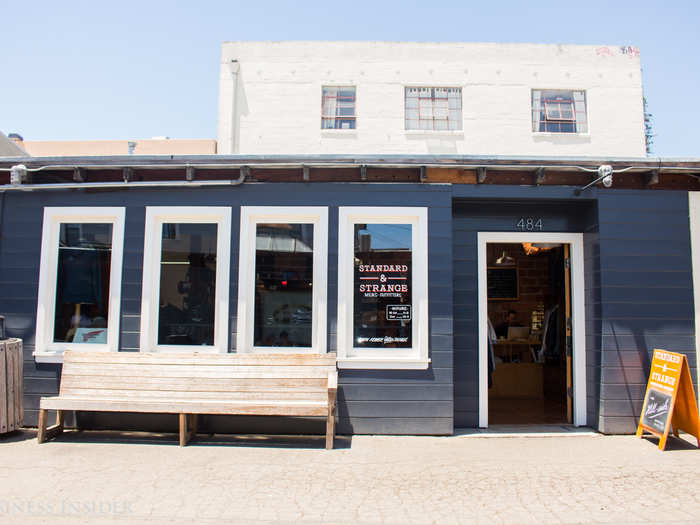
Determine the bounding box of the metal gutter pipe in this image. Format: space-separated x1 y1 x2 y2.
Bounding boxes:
0 169 247 192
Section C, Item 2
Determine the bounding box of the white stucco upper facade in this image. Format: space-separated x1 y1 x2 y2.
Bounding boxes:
217 41 646 157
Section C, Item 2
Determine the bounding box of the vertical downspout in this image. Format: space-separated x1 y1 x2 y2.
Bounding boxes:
228 60 240 154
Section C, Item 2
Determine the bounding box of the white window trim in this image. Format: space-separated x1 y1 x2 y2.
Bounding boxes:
531 88 589 135
477 232 587 427
34 207 126 363
236 206 328 354
140 206 231 354
337 207 429 369
403 86 464 132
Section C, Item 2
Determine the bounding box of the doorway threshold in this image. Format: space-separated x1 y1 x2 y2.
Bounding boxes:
455 424 598 438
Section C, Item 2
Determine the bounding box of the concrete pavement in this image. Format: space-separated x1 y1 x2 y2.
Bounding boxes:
1 428 699 524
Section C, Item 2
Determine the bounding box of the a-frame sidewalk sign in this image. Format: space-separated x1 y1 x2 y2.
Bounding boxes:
636 348 700 450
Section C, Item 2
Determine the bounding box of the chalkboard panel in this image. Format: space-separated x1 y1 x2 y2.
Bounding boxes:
641 388 672 433
487 267 519 300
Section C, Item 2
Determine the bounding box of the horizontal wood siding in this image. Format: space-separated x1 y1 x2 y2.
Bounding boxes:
595 191 697 434
0 184 453 434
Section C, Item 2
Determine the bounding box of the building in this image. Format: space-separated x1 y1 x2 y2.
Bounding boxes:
0 41 698 437
15 137 217 156
217 41 646 157
0 131 27 157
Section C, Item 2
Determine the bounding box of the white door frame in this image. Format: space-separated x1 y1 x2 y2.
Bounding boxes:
689 192 700 399
477 232 587 427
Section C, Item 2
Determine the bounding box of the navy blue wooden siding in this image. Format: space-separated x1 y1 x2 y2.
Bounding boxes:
450 186 697 433
451 196 597 427
0 183 454 435
594 191 696 433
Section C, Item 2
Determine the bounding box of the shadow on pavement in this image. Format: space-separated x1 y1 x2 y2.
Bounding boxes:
31 429 352 450
641 434 700 451
0 429 37 443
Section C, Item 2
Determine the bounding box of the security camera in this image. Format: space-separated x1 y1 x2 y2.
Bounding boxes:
598 165 613 188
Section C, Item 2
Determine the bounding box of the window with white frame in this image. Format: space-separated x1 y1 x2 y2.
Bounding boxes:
321 86 356 129
35 207 125 362
405 87 462 131
237 207 328 354
532 89 587 133
140 207 231 353
337 207 429 369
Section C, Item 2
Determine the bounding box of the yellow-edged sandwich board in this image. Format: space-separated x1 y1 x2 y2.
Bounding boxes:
636 349 700 450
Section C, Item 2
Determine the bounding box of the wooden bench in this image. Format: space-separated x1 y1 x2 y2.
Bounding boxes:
38 351 338 449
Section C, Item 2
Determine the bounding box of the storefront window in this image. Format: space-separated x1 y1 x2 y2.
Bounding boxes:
237 207 328 354
53 223 113 344
353 224 412 348
157 223 217 346
337 207 429 369
35 207 125 362
140 207 231 353
254 224 314 347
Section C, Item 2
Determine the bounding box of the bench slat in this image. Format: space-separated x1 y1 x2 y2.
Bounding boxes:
40 397 329 416
55 388 328 402
62 363 333 378
64 351 337 366
59 375 328 393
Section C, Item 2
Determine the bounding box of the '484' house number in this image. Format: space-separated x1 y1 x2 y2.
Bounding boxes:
516 217 543 231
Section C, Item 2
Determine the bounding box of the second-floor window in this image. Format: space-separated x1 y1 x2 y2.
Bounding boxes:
321 86 356 129
532 89 587 133
405 87 462 131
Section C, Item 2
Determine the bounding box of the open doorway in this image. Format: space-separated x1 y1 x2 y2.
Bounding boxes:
486 242 571 424
477 232 586 428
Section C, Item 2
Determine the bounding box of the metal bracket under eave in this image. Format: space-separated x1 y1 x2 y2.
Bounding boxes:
644 170 659 186
303 166 310 182
186 166 195 181
477 167 487 184
535 167 545 186
419 166 426 183
122 167 132 183
73 167 85 183
360 165 367 181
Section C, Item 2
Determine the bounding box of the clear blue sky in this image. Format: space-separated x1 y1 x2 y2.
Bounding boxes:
3 0 699 157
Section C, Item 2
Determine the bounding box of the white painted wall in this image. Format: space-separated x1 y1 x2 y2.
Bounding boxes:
217 41 646 157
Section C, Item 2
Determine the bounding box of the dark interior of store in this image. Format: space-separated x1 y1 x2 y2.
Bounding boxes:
486 242 570 425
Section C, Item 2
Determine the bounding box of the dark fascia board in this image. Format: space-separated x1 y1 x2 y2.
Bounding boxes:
1 154 700 172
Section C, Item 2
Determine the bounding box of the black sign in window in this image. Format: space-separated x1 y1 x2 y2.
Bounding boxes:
353 224 412 348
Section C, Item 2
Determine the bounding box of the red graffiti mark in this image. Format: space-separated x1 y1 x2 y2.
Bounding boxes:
620 46 640 57
596 46 613 57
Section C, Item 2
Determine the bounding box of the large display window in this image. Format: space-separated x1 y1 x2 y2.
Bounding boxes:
237 207 328 354
337 207 429 369
35 207 125 362
140 207 231 353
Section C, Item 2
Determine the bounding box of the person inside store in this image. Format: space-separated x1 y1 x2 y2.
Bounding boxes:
495 310 517 339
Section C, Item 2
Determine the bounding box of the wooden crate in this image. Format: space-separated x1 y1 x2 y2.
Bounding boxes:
1 338 23 433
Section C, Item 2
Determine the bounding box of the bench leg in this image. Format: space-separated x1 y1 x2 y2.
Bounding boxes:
37 409 48 444
179 413 189 447
38 410 65 444
326 395 336 450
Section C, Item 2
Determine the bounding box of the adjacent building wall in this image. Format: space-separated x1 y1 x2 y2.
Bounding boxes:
218 41 646 157
17 139 217 157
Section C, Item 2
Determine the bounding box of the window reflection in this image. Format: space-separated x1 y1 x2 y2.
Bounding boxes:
53 223 113 344
254 224 314 347
158 223 217 346
353 224 412 348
